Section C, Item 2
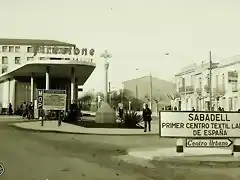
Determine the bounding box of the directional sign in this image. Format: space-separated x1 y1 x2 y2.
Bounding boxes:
159 111 240 138
186 139 233 147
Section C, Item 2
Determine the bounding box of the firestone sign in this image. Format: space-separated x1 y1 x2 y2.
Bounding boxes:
32 45 95 56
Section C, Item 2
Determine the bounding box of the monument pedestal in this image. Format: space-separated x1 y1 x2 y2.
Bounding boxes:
95 102 116 123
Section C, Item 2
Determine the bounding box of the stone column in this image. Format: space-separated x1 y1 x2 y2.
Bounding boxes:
71 67 75 103
104 61 109 102
46 66 50 90
30 74 34 103
8 78 10 103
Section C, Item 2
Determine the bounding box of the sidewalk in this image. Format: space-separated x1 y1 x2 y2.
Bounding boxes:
12 120 159 135
127 147 240 166
0 115 24 122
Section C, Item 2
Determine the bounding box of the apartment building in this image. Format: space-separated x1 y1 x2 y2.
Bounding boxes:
174 55 240 111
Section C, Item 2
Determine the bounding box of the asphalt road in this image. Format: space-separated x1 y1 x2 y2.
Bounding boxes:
0 120 239 180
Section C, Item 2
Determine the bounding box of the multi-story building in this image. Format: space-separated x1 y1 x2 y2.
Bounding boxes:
0 38 96 112
175 55 240 111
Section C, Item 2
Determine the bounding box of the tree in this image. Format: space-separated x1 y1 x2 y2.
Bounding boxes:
167 92 181 100
78 92 95 110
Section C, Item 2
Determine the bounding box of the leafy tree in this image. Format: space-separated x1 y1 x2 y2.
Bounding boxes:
78 92 95 110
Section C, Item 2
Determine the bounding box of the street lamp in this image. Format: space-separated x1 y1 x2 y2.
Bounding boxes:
135 68 153 109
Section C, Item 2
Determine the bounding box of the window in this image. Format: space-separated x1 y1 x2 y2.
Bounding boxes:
9 46 14 52
222 73 225 85
2 67 8 73
27 57 33 61
182 78 185 87
15 57 20 64
2 56 8 64
2 46 8 52
27 47 33 53
199 77 202 88
229 97 233 111
15 46 20 52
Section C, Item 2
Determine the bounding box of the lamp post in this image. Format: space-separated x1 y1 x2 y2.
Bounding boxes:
135 68 153 109
100 50 112 103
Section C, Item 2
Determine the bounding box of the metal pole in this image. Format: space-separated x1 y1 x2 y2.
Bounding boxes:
209 51 212 111
150 73 153 110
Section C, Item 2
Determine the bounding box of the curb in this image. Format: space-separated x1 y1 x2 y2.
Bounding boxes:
10 124 159 136
151 155 240 168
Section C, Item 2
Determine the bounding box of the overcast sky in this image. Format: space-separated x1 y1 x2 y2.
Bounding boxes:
1 0 240 92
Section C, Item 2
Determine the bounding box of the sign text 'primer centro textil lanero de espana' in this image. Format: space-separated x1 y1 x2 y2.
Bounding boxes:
159 111 240 138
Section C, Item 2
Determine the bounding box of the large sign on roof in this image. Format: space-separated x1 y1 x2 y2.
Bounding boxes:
160 111 240 138
33 45 95 56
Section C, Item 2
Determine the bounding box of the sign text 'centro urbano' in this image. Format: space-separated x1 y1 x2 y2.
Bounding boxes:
32 45 95 56
186 138 232 148
159 111 240 138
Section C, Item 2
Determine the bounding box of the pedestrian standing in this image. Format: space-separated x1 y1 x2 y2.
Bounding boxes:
142 104 152 132
22 102 27 119
8 103 13 115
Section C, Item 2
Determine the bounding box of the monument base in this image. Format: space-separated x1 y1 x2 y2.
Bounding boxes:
95 102 116 124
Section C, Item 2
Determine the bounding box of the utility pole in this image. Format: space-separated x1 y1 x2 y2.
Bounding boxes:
108 81 111 105
149 73 153 110
209 50 212 111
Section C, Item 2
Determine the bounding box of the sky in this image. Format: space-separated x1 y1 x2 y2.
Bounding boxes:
1 0 240 92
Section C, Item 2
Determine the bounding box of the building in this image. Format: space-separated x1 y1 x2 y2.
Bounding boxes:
175 55 240 111
0 38 96 112
123 76 176 112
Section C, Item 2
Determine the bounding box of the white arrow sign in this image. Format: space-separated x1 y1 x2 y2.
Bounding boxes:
186 139 233 147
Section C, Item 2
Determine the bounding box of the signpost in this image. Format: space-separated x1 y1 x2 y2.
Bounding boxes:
160 111 240 138
186 139 232 147
37 89 66 126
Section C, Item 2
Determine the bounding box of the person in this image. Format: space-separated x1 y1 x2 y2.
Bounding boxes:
70 100 78 122
118 106 123 120
22 102 27 119
28 102 34 119
192 107 195 111
8 103 13 115
218 107 222 111
174 106 177 111
142 104 152 132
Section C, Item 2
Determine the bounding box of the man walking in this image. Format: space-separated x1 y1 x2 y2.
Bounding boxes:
142 104 152 132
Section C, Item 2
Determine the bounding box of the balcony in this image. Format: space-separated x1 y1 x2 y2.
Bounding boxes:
213 85 226 98
204 85 210 93
232 85 238 92
186 86 194 94
178 87 185 93
196 88 202 94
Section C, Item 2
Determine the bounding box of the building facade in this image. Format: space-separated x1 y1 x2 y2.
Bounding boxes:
175 55 240 111
123 76 176 112
0 38 96 112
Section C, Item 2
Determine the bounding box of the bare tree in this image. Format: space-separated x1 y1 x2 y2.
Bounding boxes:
167 92 181 100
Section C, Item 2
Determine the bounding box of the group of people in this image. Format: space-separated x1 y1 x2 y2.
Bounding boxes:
20 102 34 119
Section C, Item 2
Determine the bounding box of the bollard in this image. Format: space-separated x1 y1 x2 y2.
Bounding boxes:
58 111 62 126
232 139 240 157
176 138 184 153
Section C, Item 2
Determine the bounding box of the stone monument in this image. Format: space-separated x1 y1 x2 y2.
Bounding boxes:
95 50 116 124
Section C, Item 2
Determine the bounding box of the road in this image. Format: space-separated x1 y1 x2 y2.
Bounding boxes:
0 120 239 180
